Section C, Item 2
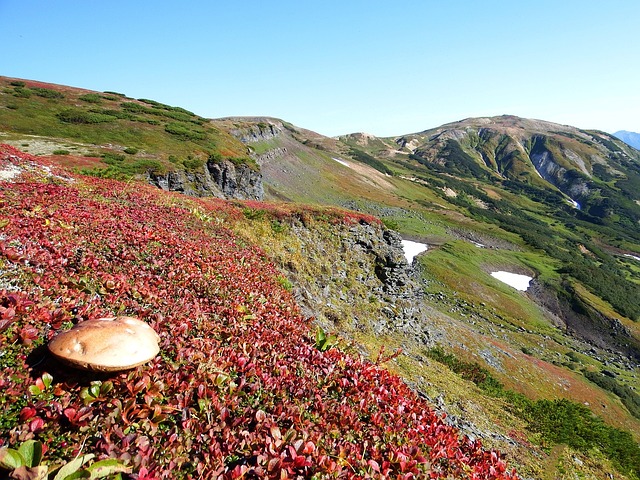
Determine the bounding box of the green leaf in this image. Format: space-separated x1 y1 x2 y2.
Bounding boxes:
28 385 42 396
99 381 113 396
88 382 101 398
79 388 92 406
0 447 25 470
85 459 131 479
17 441 43 468
60 470 90 479
52 454 94 480
62 471 90 480
41 373 53 390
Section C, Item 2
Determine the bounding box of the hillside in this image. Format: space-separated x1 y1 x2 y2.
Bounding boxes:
0 145 517 478
221 115 640 477
0 76 262 199
2 78 640 479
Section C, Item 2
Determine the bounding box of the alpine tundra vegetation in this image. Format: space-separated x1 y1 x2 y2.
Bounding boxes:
1 77 640 479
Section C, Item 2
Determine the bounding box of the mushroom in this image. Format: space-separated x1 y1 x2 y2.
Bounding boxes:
48 317 160 371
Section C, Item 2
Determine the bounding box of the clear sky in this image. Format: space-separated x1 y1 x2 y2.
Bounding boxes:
2 1 639 137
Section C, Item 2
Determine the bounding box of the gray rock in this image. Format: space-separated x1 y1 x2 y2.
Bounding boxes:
148 158 263 200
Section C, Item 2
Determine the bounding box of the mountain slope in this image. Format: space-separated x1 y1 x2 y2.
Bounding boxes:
224 115 640 474
0 76 262 199
348 116 640 233
0 145 517 479
2 77 640 479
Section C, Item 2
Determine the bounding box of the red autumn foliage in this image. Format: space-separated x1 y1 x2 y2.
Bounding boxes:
0 144 517 479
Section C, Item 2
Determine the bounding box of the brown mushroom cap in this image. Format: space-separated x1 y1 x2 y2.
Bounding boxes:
48 317 160 371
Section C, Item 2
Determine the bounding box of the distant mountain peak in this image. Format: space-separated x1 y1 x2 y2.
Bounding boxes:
613 130 640 150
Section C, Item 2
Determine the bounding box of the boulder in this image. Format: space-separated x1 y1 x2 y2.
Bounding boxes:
48 317 160 371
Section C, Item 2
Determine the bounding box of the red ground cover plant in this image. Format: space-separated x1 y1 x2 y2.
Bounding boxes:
0 144 517 479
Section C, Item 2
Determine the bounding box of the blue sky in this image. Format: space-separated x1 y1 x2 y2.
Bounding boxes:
2 1 639 137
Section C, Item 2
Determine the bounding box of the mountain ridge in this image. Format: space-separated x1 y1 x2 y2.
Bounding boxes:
2 76 640 479
615 130 640 150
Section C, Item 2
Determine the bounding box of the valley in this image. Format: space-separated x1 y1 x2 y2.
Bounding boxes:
1 76 639 479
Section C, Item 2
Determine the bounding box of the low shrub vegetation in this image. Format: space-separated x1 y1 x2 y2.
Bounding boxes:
0 144 517 479
78 93 103 104
425 346 640 478
56 108 115 125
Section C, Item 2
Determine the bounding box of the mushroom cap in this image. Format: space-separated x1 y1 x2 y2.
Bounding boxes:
48 317 160 371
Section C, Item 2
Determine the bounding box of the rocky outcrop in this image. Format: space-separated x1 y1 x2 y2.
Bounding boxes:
527 279 640 361
208 159 264 200
530 148 591 201
270 218 431 346
255 147 287 165
230 122 283 144
148 159 263 200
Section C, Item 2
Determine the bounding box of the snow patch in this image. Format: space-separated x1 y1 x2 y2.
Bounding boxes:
490 271 532 291
624 254 640 262
332 157 350 167
401 240 428 263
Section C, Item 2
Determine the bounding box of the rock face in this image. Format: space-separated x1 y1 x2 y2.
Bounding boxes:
148 159 263 200
267 218 431 346
48 317 160 371
230 122 283 143
527 280 640 361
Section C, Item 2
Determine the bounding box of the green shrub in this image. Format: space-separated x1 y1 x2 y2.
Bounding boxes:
164 122 206 141
242 208 266 220
182 155 203 170
78 93 103 104
348 147 393 175
120 102 150 114
80 158 165 179
102 153 126 164
123 147 139 155
32 87 64 99
57 109 114 124
584 370 640 419
426 346 640 477
12 87 31 98
52 150 70 155
276 276 293 292
271 220 286 233
9 81 25 87
139 98 196 116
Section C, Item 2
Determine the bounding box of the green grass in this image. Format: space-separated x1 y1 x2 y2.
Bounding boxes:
425 346 640 479
416 240 555 327
0 78 249 172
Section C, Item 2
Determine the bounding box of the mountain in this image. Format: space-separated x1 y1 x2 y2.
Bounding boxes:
345 115 640 229
0 76 262 199
615 130 640 150
221 114 640 478
2 77 640 479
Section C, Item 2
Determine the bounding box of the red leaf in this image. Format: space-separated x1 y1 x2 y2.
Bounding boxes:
29 417 44 432
19 406 37 421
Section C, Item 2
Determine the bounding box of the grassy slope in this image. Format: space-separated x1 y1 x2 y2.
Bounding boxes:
235 120 640 477
0 145 518 479
0 76 250 177
2 77 639 477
